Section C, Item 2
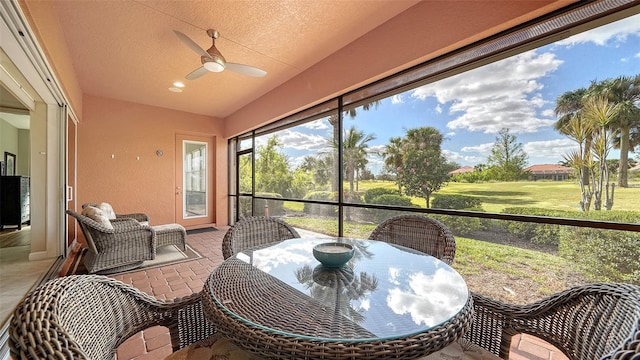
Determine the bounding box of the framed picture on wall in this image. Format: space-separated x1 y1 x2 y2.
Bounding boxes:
4 152 16 176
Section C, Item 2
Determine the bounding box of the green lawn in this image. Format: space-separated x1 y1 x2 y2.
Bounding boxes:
356 179 639 213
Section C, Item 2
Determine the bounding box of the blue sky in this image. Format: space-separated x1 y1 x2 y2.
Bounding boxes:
263 13 640 175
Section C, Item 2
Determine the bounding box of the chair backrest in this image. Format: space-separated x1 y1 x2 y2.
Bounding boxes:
368 214 456 265
66 209 107 254
9 275 215 360
222 216 301 259
465 283 640 360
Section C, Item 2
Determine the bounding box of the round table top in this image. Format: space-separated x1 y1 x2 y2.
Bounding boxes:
206 237 469 342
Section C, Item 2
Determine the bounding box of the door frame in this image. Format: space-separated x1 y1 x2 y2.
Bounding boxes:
175 133 215 228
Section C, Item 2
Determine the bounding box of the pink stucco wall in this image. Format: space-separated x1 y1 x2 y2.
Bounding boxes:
78 95 228 227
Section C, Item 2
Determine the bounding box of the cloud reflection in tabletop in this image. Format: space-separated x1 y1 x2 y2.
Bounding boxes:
387 264 468 327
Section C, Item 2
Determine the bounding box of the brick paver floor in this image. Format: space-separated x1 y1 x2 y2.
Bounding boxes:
56 226 568 360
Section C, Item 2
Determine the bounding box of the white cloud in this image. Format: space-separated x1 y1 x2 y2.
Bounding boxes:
635 52 640 59
442 149 484 164
556 14 640 47
523 138 578 160
410 50 561 134
446 131 456 137
460 143 493 154
277 129 328 150
391 94 404 104
435 104 443 114
368 144 385 156
301 118 329 130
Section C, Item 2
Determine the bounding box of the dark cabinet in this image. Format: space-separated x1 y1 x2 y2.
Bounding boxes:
0 176 30 230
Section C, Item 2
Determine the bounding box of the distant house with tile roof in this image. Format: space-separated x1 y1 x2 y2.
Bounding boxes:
525 164 574 181
449 166 475 175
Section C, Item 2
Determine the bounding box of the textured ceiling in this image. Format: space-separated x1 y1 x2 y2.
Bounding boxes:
46 0 420 119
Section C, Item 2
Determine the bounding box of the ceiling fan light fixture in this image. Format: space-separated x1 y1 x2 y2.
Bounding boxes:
203 57 225 72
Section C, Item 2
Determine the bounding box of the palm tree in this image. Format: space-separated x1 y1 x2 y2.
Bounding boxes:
327 101 380 191
599 75 640 187
382 136 404 194
582 96 620 210
555 87 591 185
343 126 375 192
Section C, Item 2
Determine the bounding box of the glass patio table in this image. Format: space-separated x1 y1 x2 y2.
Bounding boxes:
202 237 473 359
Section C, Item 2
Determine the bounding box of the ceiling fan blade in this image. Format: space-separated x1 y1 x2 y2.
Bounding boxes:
185 66 209 80
174 30 210 58
226 63 267 77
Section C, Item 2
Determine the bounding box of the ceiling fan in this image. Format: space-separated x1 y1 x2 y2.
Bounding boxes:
174 29 267 80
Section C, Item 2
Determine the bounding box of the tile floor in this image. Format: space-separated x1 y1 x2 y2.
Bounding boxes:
10 226 568 360
0 229 57 326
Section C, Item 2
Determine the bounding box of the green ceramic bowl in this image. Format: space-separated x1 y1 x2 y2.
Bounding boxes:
312 242 355 268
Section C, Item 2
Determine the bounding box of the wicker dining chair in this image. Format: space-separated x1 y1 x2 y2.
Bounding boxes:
368 214 456 265
9 275 217 360
463 282 640 360
222 216 301 259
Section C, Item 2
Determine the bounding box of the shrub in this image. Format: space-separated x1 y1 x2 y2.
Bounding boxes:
254 192 284 216
432 194 482 210
432 210 485 237
500 207 577 246
561 225 640 285
303 191 336 217
500 207 640 284
428 195 485 236
369 194 417 222
364 188 399 203
559 210 640 284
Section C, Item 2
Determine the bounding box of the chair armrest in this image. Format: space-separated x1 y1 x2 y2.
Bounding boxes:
113 285 217 350
93 222 155 253
116 212 151 223
111 218 148 230
465 284 640 360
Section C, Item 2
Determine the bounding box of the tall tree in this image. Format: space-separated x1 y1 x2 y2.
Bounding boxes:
397 127 451 208
327 101 380 191
298 154 332 189
598 75 640 187
555 87 591 185
382 136 404 194
342 126 376 192
255 136 294 197
563 97 620 210
486 128 529 181
561 114 596 211
584 96 620 210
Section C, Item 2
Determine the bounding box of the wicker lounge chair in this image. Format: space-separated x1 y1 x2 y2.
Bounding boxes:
222 216 300 259
66 209 156 274
463 282 640 359
368 214 456 265
9 275 217 360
